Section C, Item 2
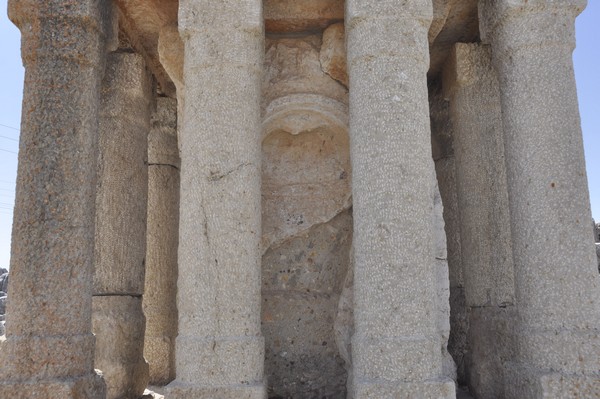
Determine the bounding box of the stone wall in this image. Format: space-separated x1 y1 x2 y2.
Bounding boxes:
261 24 352 398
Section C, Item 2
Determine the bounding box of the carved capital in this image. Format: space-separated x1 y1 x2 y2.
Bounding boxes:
346 0 433 26
8 0 116 65
178 0 262 38
479 0 586 52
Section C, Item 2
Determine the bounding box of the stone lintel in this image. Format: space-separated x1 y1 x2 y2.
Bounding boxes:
264 0 344 33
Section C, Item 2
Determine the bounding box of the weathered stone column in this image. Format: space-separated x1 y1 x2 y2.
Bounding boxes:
143 97 180 385
166 0 266 397
93 52 152 399
0 1 113 397
346 1 455 397
443 42 516 398
480 1 600 397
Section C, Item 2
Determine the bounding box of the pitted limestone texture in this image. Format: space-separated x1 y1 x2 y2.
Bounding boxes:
262 210 352 398
144 97 180 386
263 35 348 112
261 103 351 251
93 295 149 399
320 23 348 87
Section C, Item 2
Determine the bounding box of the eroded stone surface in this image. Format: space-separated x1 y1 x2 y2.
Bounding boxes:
94 52 153 296
143 97 179 386
262 210 352 398
320 23 348 87
93 296 149 399
262 33 350 252
264 0 344 33
263 35 348 111
262 124 351 251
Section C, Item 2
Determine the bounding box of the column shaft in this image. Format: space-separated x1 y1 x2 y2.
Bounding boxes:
443 42 516 398
346 1 454 397
0 1 112 397
480 1 600 396
143 97 180 385
166 1 266 397
93 52 152 399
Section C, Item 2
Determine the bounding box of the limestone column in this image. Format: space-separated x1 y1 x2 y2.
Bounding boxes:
93 52 152 399
479 1 600 396
443 43 516 398
0 1 113 397
143 97 180 385
166 0 266 397
346 1 455 397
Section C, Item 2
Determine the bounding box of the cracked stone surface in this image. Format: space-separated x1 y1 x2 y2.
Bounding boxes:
262 210 353 398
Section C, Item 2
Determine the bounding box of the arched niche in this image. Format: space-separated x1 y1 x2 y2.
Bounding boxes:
261 93 352 398
261 94 351 251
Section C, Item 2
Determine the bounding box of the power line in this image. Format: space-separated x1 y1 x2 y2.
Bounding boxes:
0 148 17 155
0 123 19 131
0 135 18 142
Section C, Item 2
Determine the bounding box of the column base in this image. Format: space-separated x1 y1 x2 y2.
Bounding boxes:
165 381 266 399
504 364 600 399
0 372 106 399
353 378 456 399
144 335 175 386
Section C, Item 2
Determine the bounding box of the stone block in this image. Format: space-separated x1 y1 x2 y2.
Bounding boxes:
504 364 600 399
352 337 443 382
0 372 106 399
346 0 434 21
320 23 348 87
165 381 266 399
174 336 265 385
466 306 516 399
262 291 347 398
353 379 456 399
262 210 352 294
264 0 344 33
144 336 175 386
263 35 348 109
261 118 351 251
92 296 149 399
0 334 96 381
144 167 179 337
158 25 184 92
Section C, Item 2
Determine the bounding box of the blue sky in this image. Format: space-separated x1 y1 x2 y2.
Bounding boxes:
0 4 598 270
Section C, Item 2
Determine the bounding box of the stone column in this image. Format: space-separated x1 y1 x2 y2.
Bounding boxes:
443 42 516 398
166 0 266 397
93 52 152 399
0 1 113 397
480 1 600 397
346 1 455 397
143 97 180 385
